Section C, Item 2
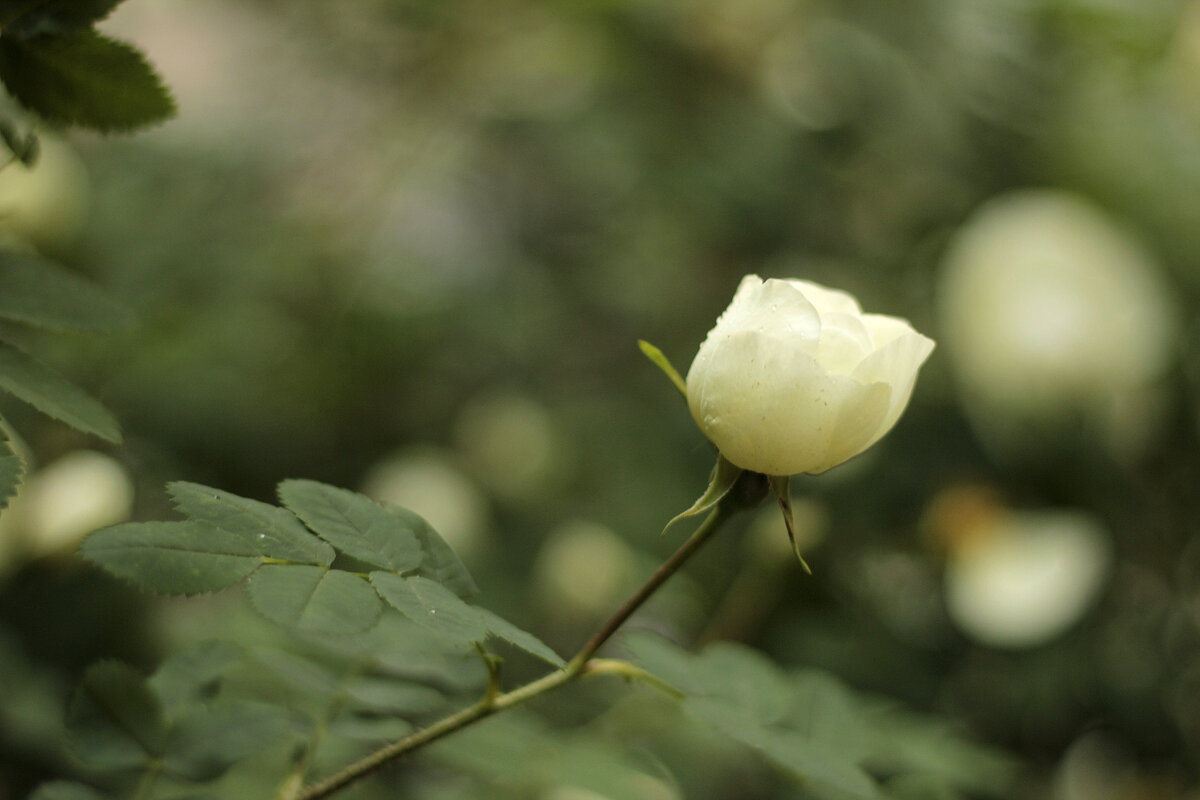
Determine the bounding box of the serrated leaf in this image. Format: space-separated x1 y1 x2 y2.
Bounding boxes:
247 564 382 635
66 661 166 769
0 425 23 512
475 607 565 668
663 454 742 534
169 482 333 566
79 521 262 595
0 30 174 131
370 572 488 645
386 503 478 598
148 641 242 718
0 339 121 442
279 480 423 572
0 248 134 331
28 782 109 800
342 676 444 714
3 0 126 37
162 704 289 781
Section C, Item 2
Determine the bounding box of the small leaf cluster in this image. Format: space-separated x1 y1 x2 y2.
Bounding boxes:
81 479 563 665
0 247 133 512
0 0 174 134
624 632 1016 800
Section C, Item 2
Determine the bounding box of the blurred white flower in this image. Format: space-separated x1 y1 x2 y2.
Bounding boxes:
0 451 133 561
686 275 934 476
533 520 635 618
943 506 1111 649
0 133 88 247
453 391 562 501
359 447 489 560
938 191 1175 434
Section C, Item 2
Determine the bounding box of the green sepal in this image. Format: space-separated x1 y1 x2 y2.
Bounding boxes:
637 340 687 398
663 455 743 535
768 475 811 574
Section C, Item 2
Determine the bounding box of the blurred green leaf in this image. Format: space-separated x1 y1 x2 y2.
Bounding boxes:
79 521 262 595
328 711 413 742
28 783 109 800
247 564 383 634
148 641 242 718
0 422 23 511
278 480 423 572
0 249 133 331
162 703 290 781
387 503 478 598
0 29 174 131
169 482 334 566
475 607 565 668
66 661 165 770
0 339 121 442
0 118 37 164
735 726 879 800
253 647 340 696
2 0 126 37
370 572 488 645
342 676 444 714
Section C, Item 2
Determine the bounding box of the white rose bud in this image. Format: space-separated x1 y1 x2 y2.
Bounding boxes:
686 275 935 476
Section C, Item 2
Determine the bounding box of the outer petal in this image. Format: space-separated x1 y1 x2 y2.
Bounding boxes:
783 279 862 315
688 329 890 475
851 328 936 450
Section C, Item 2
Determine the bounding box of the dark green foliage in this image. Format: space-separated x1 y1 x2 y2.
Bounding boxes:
0 30 173 132
0 0 126 37
0 249 134 331
28 782 109 800
0 425 22 512
0 340 121 442
624 633 1016 799
66 661 166 770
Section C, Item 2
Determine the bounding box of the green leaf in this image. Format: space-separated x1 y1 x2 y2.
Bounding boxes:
168 482 334 566
28 783 109 800
0 29 174 131
342 676 444 714
278 480 423 572
66 661 166 769
370 572 488 645
247 564 383 635
475 607 565 668
253 648 340 696
663 454 742 534
3 0 126 37
387 503 478 598
0 424 24 512
0 249 134 331
148 641 242 718
329 712 413 742
79 521 263 595
637 339 687 397
0 118 38 165
0 339 121 442
735 726 879 799
162 704 290 781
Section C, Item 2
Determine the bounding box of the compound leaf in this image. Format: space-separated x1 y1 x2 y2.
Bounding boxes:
0 249 133 331
247 564 382 635
370 572 487 646
79 521 262 595
475 607 565 668
0 30 174 132
388 503 478 598
66 661 165 770
168 482 333 566
0 339 120 442
279 480 422 572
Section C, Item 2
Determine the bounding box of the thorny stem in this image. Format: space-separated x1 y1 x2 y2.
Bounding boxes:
296 502 739 800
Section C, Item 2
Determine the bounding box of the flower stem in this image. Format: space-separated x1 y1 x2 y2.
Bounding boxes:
296 501 740 800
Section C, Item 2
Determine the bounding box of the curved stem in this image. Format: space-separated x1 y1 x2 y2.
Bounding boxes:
296 504 736 800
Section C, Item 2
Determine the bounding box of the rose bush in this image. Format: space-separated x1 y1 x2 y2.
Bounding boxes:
686 275 934 476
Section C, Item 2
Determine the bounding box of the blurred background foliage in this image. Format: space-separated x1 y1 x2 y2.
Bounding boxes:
2 0 1200 797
